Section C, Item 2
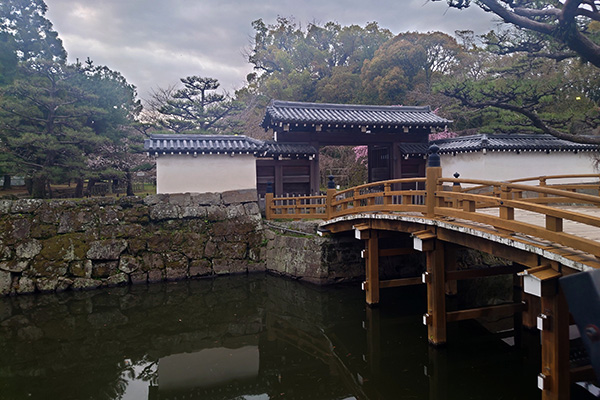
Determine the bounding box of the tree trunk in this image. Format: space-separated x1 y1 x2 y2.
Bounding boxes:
2 175 11 190
31 176 47 199
126 170 134 196
24 178 32 195
75 178 84 198
87 178 97 195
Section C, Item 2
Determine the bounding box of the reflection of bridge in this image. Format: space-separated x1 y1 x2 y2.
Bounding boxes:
266 146 600 400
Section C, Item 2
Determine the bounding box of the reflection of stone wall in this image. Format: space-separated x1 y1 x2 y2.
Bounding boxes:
0 190 266 296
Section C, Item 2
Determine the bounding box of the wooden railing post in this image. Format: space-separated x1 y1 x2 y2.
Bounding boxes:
384 182 392 207
452 172 461 209
425 144 442 218
500 183 514 221
326 175 336 219
265 182 274 220
539 177 548 199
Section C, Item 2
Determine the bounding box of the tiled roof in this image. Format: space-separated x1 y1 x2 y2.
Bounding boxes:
145 134 265 155
144 134 317 158
262 141 317 158
262 100 452 129
399 134 599 155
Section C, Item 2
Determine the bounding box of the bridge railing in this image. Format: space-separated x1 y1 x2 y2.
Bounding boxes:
264 178 427 220
436 177 600 258
458 174 600 204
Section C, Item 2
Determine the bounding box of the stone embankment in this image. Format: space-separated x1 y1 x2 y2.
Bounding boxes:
0 191 364 297
0 191 266 296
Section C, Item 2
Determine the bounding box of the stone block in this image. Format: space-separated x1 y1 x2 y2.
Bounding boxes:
58 210 94 234
87 239 128 260
130 271 148 285
10 218 31 242
15 276 35 294
205 205 227 221
35 277 59 293
40 234 89 262
15 240 42 259
181 206 207 219
189 259 212 277
105 273 129 287
0 270 11 296
191 192 221 206
219 242 247 259
92 261 119 279
119 255 141 274
69 260 92 278
163 252 187 269
31 259 68 278
221 189 257 205
143 194 169 206
141 253 164 271
149 203 179 221
213 259 247 275
204 240 218 258
168 193 192 207
0 260 29 273
11 199 43 214
72 278 102 291
147 269 164 283
243 202 260 216
166 267 187 281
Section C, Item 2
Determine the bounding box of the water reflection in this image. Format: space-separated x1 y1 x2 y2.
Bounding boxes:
0 274 540 400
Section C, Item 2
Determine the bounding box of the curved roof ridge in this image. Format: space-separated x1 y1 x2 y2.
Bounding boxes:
269 99 431 113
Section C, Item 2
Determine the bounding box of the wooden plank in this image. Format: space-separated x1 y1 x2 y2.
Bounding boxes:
379 276 423 288
446 264 525 281
446 302 525 322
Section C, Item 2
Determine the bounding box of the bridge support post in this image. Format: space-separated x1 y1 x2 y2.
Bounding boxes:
425 240 446 345
539 287 570 400
521 265 569 400
365 231 380 306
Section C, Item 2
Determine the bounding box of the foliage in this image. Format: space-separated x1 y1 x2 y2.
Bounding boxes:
0 59 141 198
247 18 393 102
434 0 600 68
0 0 66 62
146 76 243 134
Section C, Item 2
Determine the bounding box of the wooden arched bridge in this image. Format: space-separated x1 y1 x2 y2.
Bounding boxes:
265 150 600 400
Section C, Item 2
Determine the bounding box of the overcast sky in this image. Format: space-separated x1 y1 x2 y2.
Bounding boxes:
43 0 499 102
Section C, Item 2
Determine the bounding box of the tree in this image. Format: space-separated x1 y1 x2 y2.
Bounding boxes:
433 0 600 143
435 0 600 66
0 0 66 62
0 60 141 198
360 32 462 104
438 54 600 140
146 76 242 134
247 18 392 102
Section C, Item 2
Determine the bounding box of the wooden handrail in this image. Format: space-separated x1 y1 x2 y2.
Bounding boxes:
265 172 600 258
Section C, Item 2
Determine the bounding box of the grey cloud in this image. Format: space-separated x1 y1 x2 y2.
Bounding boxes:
44 0 497 100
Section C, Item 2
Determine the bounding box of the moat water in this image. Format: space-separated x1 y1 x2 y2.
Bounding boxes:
0 273 555 399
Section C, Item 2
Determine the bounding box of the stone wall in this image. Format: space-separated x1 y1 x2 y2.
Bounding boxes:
264 220 364 284
0 190 266 296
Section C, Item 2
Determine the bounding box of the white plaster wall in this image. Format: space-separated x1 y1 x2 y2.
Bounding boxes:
440 151 599 183
156 154 257 194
